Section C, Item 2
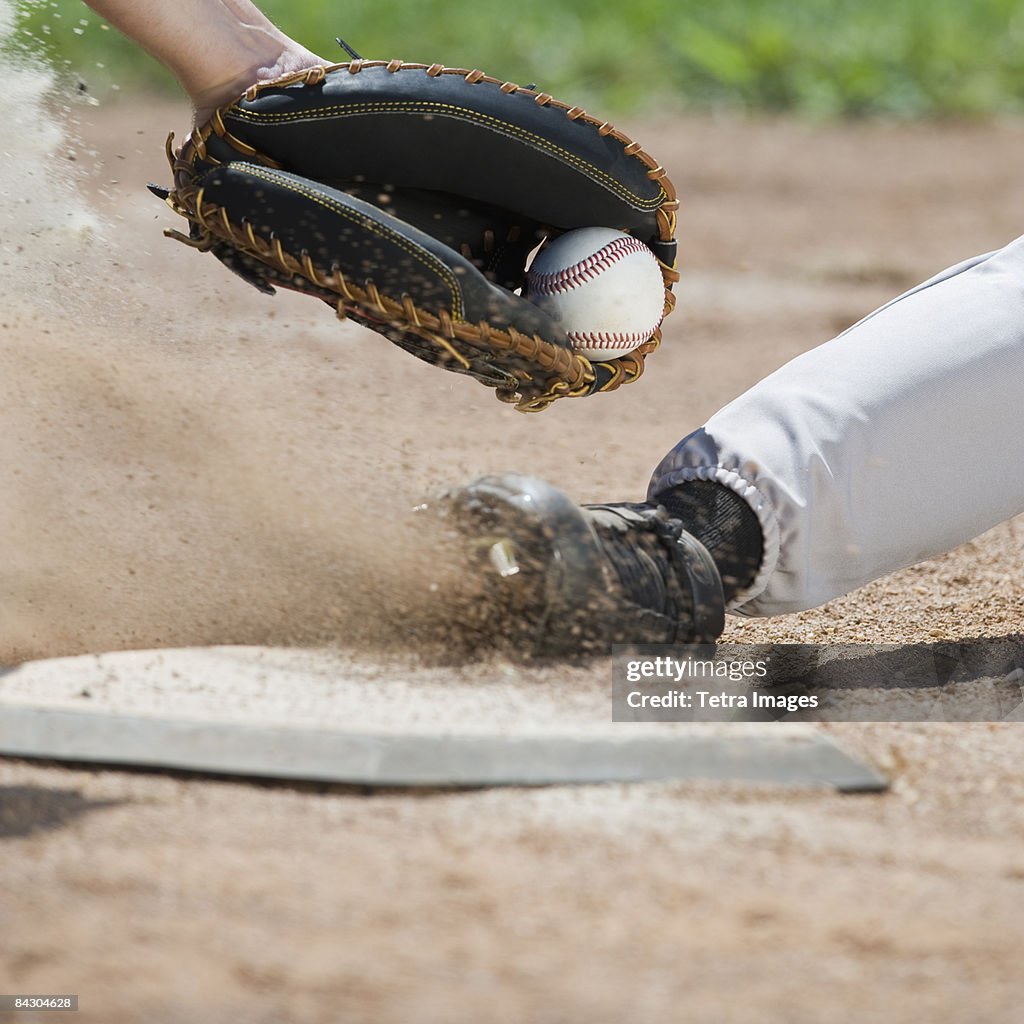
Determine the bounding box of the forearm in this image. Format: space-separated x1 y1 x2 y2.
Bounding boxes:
82 0 327 118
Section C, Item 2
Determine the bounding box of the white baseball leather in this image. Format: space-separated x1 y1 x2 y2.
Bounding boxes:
525 227 664 360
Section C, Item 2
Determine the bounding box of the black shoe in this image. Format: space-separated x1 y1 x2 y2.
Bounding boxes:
429 473 724 657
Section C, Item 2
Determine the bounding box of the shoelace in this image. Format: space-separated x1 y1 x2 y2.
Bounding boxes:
584 505 685 627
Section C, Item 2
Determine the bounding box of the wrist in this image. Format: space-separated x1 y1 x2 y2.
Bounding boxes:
82 0 328 126
188 33 329 125
190 40 329 124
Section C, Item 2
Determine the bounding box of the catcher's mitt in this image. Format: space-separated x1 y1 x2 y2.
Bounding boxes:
155 60 679 412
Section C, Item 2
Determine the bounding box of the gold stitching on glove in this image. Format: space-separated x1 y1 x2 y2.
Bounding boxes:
225 97 668 213
238 163 465 320
212 61 679 231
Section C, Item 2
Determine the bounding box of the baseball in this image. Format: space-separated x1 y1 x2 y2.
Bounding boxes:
524 227 665 361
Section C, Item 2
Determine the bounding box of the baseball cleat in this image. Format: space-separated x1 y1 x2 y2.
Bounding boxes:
428 473 725 657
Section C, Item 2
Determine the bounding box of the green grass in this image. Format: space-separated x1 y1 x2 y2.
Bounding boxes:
8 0 1024 116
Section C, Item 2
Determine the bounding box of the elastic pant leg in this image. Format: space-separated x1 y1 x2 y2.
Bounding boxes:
649 238 1024 616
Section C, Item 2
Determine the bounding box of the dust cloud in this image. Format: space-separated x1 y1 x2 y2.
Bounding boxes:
0 6 488 665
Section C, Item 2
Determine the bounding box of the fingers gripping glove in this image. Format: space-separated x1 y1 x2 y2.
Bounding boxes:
156 61 679 412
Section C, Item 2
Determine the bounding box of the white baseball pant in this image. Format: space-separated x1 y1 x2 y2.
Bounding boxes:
648 235 1024 616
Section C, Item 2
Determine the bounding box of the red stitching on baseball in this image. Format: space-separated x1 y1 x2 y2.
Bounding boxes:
568 329 652 348
528 236 650 296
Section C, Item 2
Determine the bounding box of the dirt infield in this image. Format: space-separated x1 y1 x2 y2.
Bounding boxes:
2 96 1023 1022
